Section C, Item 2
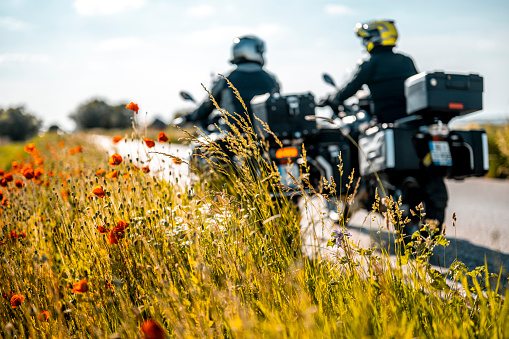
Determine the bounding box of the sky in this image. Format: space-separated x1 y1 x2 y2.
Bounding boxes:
1 0 509 131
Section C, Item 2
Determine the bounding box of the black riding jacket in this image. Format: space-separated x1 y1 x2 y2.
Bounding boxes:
331 46 418 123
188 62 280 128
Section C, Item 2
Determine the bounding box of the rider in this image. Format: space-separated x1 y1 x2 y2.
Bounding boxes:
184 35 281 131
324 20 448 231
324 20 418 124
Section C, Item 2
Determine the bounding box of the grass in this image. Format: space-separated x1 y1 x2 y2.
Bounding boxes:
0 102 508 338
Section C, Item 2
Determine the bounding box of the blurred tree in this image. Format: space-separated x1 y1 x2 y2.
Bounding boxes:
69 99 133 130
0 106 41 141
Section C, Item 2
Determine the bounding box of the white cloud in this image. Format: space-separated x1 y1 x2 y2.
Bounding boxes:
181 23 287 46
324 4 353 16
73 0 147 16
186 4 216 17
0 53 51 63
0 16 29 30
97 37 143 51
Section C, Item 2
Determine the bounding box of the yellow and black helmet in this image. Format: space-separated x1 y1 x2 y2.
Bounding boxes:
355 20 398 52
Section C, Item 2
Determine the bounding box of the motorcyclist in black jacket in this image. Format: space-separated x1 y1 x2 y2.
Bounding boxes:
325 20 418 124
324 20 448 231
185 35 281 131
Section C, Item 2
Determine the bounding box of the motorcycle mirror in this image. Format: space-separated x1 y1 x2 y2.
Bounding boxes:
322 73 337 88
179 91 196 103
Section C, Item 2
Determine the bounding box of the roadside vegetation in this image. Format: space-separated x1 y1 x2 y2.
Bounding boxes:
0 102 507 338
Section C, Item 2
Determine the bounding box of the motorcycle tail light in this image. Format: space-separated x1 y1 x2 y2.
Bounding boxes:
275 147 298 159
428 123 449 137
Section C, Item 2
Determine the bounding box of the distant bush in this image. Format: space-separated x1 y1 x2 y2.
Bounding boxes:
0 106 41 141
69 98 133 130
484 123 509 179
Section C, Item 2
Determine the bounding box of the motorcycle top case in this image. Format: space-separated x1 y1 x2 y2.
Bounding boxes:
358 126 421 176
405 71 483 118
251 92 318 139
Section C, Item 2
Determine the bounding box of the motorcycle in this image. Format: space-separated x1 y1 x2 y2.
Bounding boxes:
318 71 488 239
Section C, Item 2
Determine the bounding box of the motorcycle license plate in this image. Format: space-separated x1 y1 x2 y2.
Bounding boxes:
429 141 452 166
277 163 300 188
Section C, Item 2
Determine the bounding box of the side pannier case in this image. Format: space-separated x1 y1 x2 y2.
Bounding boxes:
405 71 483 120
448 129 489 179
358 125 421 176
251 92 318 139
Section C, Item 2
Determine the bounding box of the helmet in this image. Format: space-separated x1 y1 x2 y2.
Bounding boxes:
230 35 265 66
355 20 398 52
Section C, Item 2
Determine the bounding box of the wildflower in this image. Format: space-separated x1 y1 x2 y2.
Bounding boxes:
34 157 44 166
92 185 106 198
105 170 118 179
97 225 109 234
11 162 19 171
107 227 125 245
140 319 166 339
113 136 123 144
157 131 169 143
71 279 89 293
108 153 123 166
0 178 7 187
0 168 3 176
116 220 128 230
144 138 155 148
142 165 150 173
38 310 50 321
10 294 25 308
76 145 83 153
329 229 352 249
173 157 182 165
14 180 23 188
24 143 36 154
61 190 69 201
47 171 55 177
22 167 34 179
69 148 76 155
126 102 139 114
34 167 44 178
0 190 2 200
58 140 64 148
96 169 106 176
4 173 13 182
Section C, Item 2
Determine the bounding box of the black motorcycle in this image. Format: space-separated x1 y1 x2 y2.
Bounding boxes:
318 71 488 239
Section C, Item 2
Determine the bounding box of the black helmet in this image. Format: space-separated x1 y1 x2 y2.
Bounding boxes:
230 35 265 66
354 20 398 52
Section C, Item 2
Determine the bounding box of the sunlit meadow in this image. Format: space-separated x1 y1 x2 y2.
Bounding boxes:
0 97 507 338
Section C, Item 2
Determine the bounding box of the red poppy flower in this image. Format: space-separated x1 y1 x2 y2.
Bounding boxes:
107 227 125 245
0 178 6 187
0 190 3 200
76 145 83 153
108 153 123 166
126 102 139 114
58 141 64 148
38 310 50 321
71 279 89 293
142 165 150 173
144 138 155 148
15 180 23 188
97 225 109 234
34 157 44 166
157 131 169 143
69 148 76 155
34 167 44 178
24 143 36 154
11 162 19 171
92 185 106 198
116 220 128 230
4 173 13 182
0 168 4 176
105 170 118 179
113 136 123 144
10 294 25 308
140 319 166 339
96 169 106 176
